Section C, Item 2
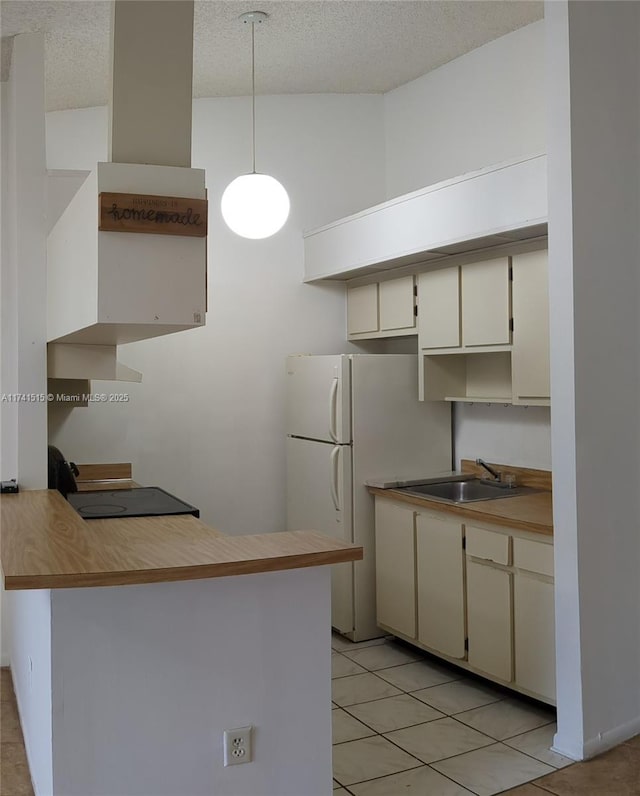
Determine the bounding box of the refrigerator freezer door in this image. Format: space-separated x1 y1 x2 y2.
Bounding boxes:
286 355 351 444
286 436 354 634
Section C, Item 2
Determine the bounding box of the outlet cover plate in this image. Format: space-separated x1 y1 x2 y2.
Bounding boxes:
223 726 252 766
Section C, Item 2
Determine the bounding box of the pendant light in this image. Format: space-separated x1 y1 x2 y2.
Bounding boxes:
221 11 290 239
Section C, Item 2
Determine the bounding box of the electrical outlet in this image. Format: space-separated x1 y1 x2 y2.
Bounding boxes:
223 726 252 766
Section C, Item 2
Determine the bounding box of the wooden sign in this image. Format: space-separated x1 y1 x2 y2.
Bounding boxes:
99 192 208 237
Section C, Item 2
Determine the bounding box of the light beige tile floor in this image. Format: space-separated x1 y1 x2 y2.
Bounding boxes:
0 669 34 796
432 742 555 795
345 693 444 733
330 634 588 796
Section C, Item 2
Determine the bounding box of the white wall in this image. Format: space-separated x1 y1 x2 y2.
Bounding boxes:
454 405 551 470
383 20 551 471
51 568 331 796
0 80 11 666
546 0 640 758
2 33 52 795
8 590 52 796
46 106 108 170
48 94 385 533
384 20 545 198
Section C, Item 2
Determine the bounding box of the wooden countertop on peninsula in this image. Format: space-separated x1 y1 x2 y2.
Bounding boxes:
0 490 363 590
368 487 553 536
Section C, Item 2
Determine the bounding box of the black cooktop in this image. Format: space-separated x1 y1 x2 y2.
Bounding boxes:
67 487 199 520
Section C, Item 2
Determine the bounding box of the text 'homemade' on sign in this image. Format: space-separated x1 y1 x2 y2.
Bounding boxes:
99 192 208 237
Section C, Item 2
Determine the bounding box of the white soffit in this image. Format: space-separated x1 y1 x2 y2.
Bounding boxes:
1 0 542 112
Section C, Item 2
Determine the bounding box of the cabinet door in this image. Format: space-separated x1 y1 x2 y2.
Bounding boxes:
461 258 511 347
347 284 378 335
418 268 460 349
416 513 465 658
467 559 513 681
374 500 416 638
514 573 555 701
511 251 550 403
379 276 415 332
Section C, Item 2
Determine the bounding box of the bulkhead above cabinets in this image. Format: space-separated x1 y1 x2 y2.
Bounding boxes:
303 154 547 283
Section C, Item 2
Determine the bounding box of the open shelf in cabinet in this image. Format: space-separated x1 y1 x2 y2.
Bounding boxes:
421 351 513 403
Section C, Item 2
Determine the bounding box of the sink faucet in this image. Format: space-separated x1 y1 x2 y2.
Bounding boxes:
475 458 501 482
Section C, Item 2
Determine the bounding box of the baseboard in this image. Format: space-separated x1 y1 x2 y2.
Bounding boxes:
553 714 640 760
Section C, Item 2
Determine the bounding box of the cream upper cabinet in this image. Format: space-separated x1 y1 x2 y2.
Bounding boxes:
347 276 416 339
419 250 550 405
379 276 416 332
419 257 511 352
347 284 379 336
511 250 551 404
461 258 511 347
418 268 460 349
416 512 466 659
374 499 416 639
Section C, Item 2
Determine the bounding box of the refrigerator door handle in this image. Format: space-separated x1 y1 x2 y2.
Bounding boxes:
329 377 339 443
330 445 341 511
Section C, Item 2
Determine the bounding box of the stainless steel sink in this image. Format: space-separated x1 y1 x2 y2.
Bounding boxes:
397 479 538 504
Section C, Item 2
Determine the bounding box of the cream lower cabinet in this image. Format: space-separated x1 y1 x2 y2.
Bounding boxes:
416 511 465 659
466 559 514 683
513 537 556 701
373 496 556 703
465 524 513 682
466 526 556 698
374 499 416 639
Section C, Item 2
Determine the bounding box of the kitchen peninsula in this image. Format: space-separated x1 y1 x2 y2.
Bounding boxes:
1 490 362 796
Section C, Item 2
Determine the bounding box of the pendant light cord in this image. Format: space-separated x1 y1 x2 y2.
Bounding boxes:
251 20 256 174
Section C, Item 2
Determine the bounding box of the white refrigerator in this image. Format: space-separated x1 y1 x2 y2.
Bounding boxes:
286 354 452 641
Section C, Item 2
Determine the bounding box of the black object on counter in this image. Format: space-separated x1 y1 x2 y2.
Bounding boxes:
48 445 79 498
67 487 199 520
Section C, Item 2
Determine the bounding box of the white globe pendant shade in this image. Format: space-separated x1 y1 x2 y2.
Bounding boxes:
221 173 290 239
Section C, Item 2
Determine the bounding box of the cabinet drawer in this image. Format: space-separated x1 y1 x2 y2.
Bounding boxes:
513 538 554 577
466 525 511 565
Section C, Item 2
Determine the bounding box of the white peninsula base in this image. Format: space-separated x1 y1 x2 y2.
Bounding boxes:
9 568 332 796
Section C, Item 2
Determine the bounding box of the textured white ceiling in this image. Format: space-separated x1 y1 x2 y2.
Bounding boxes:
0 0 543 112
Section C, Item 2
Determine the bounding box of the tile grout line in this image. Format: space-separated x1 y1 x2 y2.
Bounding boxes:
500 739 572 771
